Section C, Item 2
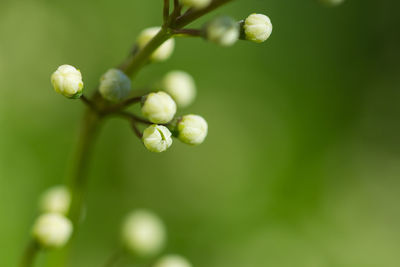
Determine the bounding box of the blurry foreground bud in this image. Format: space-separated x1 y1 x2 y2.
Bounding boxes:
122 209 166 256
142 92 176 124
99 68 131 102
204 16 239 47
137 27 175 62
39 185 71 215
143 125 173 153
243 14 273 43
180 0 211 9
32 213 73 248
51 65 83 98
177 114 208 145
162 71 196 108
319 0 345 6
154 255 192 267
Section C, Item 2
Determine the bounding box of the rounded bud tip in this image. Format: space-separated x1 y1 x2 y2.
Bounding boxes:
39 185 71 215
204 16 239 47
142 124 173 153
180 0 211 9
99 68 132 102
51 64 83 99
32 213 73 248
243 13 273 43
162 71 196 108
142 92 177 124
153 255 192 267
178 114 208 146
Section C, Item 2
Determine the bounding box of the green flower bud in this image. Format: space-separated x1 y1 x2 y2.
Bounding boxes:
162 71 196 108
51 65 83 98
142 92 177 124
180 0 211 9
122 210 166 256
154 255 192 267
204 16 239 47
39 185 71 215
177 114 208 145
243 14 273 43
137 27 175 62
99 68 131 102
142 124 173 153
32 213 73 248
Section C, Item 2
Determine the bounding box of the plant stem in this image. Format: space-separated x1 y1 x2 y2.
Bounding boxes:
19 240 39 267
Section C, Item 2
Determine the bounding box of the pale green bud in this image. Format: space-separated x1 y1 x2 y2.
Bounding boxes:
99 68 131 102
177 114 208 145
137 27 175 62
154 255 192 267
205 16 239 47
32 213 73 248
122 209 166 256
51 64 83 98
142 92 177 124
243 14 273 43
319 0 345 6
142 124 173 153
180 0 211 9
162 71 196 108
39 185 71 215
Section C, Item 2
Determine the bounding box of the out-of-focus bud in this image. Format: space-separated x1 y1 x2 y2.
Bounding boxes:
32 213 73 248
154 255 192 267
142 92 177 124
99 68 131 102
319 0 345 6
142 124 173 153
243 14 273 43
180 0 211 9
39 185 71 215
137 27 175 62
177 114 208 145
122 209 166 256
51 64 84 98
162 71 196 108
204 16 239 47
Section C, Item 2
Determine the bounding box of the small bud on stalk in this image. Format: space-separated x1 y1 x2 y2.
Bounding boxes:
122 210 166 256
137 27 175 62
162 71 196 108
142 92 177 124
99 68 132 102
154 255 192 267
180 0 211 9
39 185 71 215
142 125 173 153
32 213 73 248
51 65 84 98
243 14 273 43
204 16 239 47
177 114 208 145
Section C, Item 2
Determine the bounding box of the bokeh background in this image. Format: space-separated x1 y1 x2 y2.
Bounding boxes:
1 0 400 266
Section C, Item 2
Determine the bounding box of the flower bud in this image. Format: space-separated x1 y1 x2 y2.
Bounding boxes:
162 71 196 108
180 0 211 9
32 213 73 248
243 14 273 43
51 64 84 98
137 27 175 62
99 68 131 102
204 16 239 47
319 0 345 6
142 92 176 124
154 255 192 267
122 209 166 256
177 114 208 145
142 124 173 153
39 185 71 215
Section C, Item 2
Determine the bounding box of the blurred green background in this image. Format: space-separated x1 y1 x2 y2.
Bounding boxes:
1 0 400 266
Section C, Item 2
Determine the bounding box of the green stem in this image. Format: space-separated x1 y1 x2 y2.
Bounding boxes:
19 241 39 267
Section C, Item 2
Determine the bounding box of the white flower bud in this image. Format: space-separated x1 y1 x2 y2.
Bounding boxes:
142 124 173 153
177 114 208 145
162 71 196 108
243 14 273 43
122 209 166 256
32 213 73 248
137 27 175 62
142 92 177 124
205 16 239 47
319 0 345 6
154 255 192 267
39 185 71 215
180 0 211 9
51 64 84 98
99 68 131 102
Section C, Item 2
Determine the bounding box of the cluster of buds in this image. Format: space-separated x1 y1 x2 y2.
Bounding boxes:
121 209 192 266
32 186 72 248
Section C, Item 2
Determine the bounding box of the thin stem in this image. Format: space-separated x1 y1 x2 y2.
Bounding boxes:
104 96 143 114
19 240 39 267
117 111 152 125
173 28 203 37
131 121 143 138
102 249 123 267
80 95 97 111
163 0 170 22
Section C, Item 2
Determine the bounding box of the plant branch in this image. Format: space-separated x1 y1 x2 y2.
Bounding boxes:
104 96 143 114
116 111 152 125
19 240 39 267
173 28 203 37
163 0 170 22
